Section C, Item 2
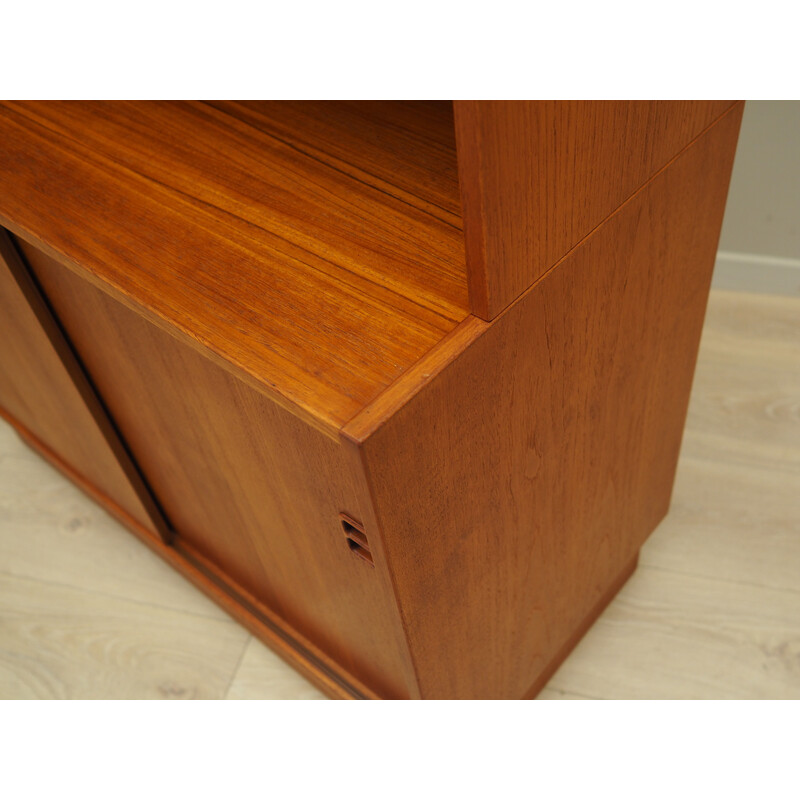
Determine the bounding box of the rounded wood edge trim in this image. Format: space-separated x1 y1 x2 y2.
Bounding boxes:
341 313 488 445
0 219 347 441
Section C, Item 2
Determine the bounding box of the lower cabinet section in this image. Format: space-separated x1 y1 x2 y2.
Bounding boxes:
14 238 416 700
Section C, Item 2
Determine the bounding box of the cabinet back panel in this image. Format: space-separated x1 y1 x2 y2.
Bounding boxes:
24 241 413 699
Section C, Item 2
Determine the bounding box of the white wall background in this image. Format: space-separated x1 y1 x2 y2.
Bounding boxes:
713 101 800 296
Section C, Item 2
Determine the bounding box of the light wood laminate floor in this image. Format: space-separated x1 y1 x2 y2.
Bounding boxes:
1 289 798 699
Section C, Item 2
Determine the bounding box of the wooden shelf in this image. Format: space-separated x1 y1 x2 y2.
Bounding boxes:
0 101 468 434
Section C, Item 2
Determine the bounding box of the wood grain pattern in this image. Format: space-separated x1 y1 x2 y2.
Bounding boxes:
25 243 416 699
0 571 250 700
347 107 743 698
0 101 468 435
208 101 463 224
454 100 737 319
0 230 166 539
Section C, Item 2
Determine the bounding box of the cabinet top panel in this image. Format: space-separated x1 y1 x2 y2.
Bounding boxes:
0 101 468 434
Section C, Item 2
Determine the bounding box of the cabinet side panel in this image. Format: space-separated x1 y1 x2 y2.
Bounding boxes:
454 100 736 319
24 245 415 699
359 108 742 699
0 230 163 536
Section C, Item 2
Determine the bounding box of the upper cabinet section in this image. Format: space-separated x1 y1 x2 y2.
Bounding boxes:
454 101 738 319
0 101 469 435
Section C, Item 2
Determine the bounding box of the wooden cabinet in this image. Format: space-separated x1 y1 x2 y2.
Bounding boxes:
0 101 743 698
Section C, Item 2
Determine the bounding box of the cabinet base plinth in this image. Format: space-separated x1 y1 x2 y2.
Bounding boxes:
524 552 640 699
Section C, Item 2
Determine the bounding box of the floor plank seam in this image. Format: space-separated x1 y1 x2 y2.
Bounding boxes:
541 685 600 701
223 636 253 700
636 560 800 598
0 565 239 625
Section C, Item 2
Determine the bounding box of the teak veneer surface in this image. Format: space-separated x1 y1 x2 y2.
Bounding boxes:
0 101 468 435
22 241 416 699
454 100 736 319
0 231 163 538
0 100 744 699
348 106 743 698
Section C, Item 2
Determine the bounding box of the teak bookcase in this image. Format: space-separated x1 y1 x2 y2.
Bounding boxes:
0 101 743 699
